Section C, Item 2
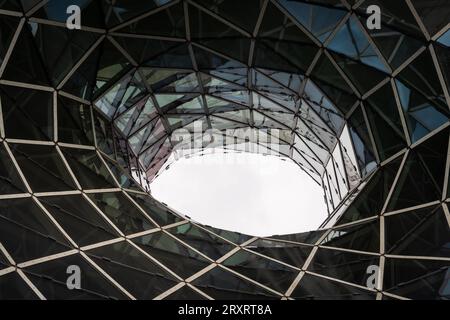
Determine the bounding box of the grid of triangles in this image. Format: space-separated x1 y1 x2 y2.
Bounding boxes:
0 0 449 300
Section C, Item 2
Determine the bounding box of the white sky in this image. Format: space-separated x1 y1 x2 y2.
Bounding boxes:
150 151 328 237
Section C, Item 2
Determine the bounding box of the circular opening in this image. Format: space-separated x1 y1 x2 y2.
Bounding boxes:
151 149 327 237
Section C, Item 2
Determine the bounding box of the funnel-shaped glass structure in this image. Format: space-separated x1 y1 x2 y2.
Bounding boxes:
0 0 449 300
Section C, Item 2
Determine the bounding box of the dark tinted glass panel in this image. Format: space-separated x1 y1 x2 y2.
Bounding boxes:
246 239 312 269
0 272 39 300
189 4 250 63
365 84 407 161
87 241 179 299
384 258 450 300
132 232 211 279
103 158 142 191
61 147 117 189
24 253 129 300
58 97 94 145
291 274 376 300
40 195 119 247
0 198 72 263
270 230 326 245
0 85 53 140
223 250 298 293
348 106 377 177
0 15 20 64
202 225 252 245
385 205 450 257
28 22 100 86
127 192 183 226
118 2 185 37
308 248 379 287
167 223 235 260
10 144 76 193
0 143 26 194
192 266 279 300
387 129 449 211
321 219 380 253
3 24 51 86
338 156 402 224
88 192 156 235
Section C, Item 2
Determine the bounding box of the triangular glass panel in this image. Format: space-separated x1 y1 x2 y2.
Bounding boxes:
397 49 448 114
93 110 115 157
387 128 449 211
0 272 40 300
0 143 26 195
191 266 280 299
279 0 346 43
189 4 250 63
308 248 380 287
102 0 177 28
330 51 387 95
303 80 345 134
355 1 424 39
193 0 264 33
86 241 178 299
40 194 120 247
102 156 142 191
0 198 72 263
408 1 450 37
126 192 183 227
28 21 101 86
291 273 376 300
364 84 407 161
158 72 201 93
0 0 22 11
246 239 313 269
269 229 327 245
58 96 94 145
23 253 129 299
328 15 389 72
144 43 193 69
437 30 450 47
117 1 185 37
0 85 53 141
167 223 235 260
359 17 423 71
338 155 402 225
223 249 298 293
93 39 132 97
320 218 380 253
310 54 357 114
60 147 117 190
395 79 449 143
384 257 450 300
348 106 377 177
61 39 103 101
205 95 246 113
0 15 20 64
433 43 450 105
88 192 156 234
132 231 210 278
385 205 450 258
3 22 51 86
10 144 76 193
